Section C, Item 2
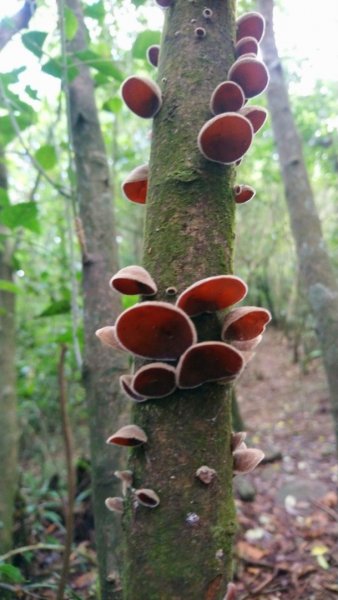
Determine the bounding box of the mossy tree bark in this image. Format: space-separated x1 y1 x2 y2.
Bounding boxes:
259 0 338 451
122 2 238 598
0 154 17 554
63 0 127 596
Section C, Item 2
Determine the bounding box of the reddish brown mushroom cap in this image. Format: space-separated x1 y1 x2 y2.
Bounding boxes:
239 105 268 133
121 76 162 118
210 81 245 115
106 424 148 447
109 265 157 296
147 45 160 67
95 325 126 351
228 57 269 99
176 275 248 317
222 306 271 342
236 11 265 44
234 184 256 204
115 301 197 360
120 374 147 402
132 363 176 398
235 36 259 59
176 342 244 389
198 112 253 164
231 335 262 351
121 164 148 204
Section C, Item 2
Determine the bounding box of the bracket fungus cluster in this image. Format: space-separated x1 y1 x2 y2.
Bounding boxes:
99 8 270 592
97 268 271 401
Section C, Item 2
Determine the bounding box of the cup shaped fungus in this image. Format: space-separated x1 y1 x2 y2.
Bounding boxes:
121 76 162 118
235 36 259 58
115 301 197 360
121 164 148 204
198 112 253 164
147 45 160 67
176 342 244 388
233 184 256 204
228 57 269 99
176 275 248 317
105 497 124 513
210 81 245 115
231 431 247 452
222 306 271 343
135 488 160 508
109 265 157 296
120 374 147 402
233 447 265 474
132 363 176 399
239 105 268 133
106 424 148 447
236 11 265 44
95 325 126 351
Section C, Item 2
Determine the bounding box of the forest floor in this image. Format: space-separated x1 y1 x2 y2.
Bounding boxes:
6 328 338 599
235 328 338 599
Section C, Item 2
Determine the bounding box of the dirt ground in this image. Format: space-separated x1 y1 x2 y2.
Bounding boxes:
234 328 338 599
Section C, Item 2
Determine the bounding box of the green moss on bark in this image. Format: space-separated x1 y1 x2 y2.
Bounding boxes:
122 1 239 598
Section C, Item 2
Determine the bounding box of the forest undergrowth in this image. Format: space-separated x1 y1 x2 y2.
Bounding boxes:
4 328 337 599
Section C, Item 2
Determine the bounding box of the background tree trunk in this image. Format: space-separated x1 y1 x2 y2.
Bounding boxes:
64 0 127 596
259 0 338 451
0 154 18 554
0 1 36 555
122 2 238 598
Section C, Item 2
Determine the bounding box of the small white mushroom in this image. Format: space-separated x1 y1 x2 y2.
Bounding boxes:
195 465 217 485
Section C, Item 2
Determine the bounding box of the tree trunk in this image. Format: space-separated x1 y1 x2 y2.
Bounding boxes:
0 154 17 554
122 2 238 598
259 0 338 450
64 1 127 596
0 0 36 557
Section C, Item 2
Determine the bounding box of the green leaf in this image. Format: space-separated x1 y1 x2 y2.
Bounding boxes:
0 279 20 294
102 97 123 113
0 67 26 86
0 202 40 233
84 0 105 22
36 299 71 318
42 58 78 81
34 144 57 170
25 85 39 100
0 563 24 584
64 7 78 41
76 49 123 81
0 112 36 146
21 31 48 58
132 30 161 60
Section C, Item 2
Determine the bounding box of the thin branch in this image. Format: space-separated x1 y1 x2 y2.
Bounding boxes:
56 345 76 600
57 0 83 370
0 82 72 199
0 0 36 51
0 542 65 562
